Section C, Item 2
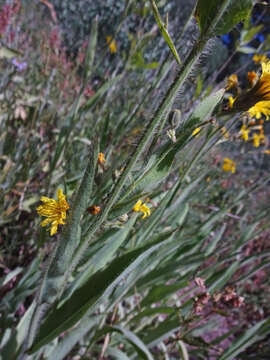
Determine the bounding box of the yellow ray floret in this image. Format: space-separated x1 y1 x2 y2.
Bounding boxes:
231 60 270 113
36 188 69 236
240 124 249 142
248 101 270 120
222 158 236 174
106 36 117 54
133 200 151 219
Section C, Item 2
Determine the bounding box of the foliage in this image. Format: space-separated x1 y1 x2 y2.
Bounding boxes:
0 0 270 359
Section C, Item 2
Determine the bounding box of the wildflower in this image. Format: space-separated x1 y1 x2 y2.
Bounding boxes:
194 277 206 290
240 124 249 142
248 101 270 120
98 152 106 165
228 96 235 108
222 158 236 174
86 205 101 215
192 127 201 137
132 199 151 219
36 188 69 236
232 60 270 112
247 71 258 86
226 74 238 90
12 58 27 72
253 54 268 64
253 132 264 147
106 36 117 54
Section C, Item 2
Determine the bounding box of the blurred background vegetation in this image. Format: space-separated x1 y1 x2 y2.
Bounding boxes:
0 0 270 359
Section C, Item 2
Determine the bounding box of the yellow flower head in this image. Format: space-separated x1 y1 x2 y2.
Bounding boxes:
253 132 265 148
192 127 201 137
248 101 270 120
106 36 117 54
98 152 106 165
222 158 236 174
133 199 151 219
36 188 69 236
226 74 238 91
253 54 268 64
232 60 270 112
228 96 235 109
240 124 249 142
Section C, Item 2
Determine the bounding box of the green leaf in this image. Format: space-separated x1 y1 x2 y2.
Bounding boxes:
66 217 137 296
150 0 181 66
103 325 155 360
220 319 270 360
187 89 224 125
195 0 253 36
241 25 263 45
47 315 102 360
28 231 175 353
106 347 131 360
208 261 240 292
141 280 188 307
129 307 175 324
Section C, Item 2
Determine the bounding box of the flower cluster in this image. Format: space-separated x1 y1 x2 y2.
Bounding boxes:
132 200 151 219
36 189 69 236
222 158 236 174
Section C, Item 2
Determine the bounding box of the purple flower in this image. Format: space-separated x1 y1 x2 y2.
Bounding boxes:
12 58 27 71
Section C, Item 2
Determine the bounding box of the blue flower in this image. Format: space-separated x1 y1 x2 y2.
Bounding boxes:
221 34 232 46
12 58 27 71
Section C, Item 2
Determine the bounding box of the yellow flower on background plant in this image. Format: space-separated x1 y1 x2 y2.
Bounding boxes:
228 96 235 108
192 127 201 137
253 54 268 64
253 132 265 148
106 36 117 54
36 188 69 236
98 152 106 165
133 199 151 219
226 74 238 91
240 124 249 142
222 158 236 174
248 101 270 120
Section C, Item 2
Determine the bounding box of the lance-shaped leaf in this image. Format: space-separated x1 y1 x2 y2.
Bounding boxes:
28 230 175 353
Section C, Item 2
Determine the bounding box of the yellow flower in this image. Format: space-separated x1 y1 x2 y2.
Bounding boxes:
263 149 270 154
192 127 201 137
248 101 270 120
240 124 249 142
36 189 69 236
98 152 106 165
253 54 268 64
232 60 270 112
106 36 117 54
222 158 236 174
228 96 235 108
133 200 151 219
253 132 265 148
226 74 238 91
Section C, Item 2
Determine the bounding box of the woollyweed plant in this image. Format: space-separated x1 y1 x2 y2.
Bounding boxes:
1 0 270 359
